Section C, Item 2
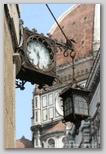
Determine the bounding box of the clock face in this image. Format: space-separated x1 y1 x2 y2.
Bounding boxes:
55 93 63 116
27 40 53 71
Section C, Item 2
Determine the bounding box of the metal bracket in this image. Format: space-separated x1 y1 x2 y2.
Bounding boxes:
55 39 76 58
16 80 26 90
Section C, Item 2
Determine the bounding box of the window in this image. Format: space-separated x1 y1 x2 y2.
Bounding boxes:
36 138 38 146
48 139 55 148
70 142 74 148
34 97 38 108
48 94 53 105
62 137 66 146
42 109 47 121
42 143 44 148
74 96 88 115
35 111 38 122
64 97 72 116
49 107 54 119
42 96 47 107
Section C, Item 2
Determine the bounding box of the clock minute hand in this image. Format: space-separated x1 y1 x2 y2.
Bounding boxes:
36 50 40 69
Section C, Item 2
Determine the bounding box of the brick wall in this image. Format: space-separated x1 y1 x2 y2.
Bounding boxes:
51 4 95 66
16 136 33 148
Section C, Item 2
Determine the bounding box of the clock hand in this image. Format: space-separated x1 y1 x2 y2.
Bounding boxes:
36 50 40 68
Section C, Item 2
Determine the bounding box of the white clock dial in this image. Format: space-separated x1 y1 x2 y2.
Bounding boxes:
55 93 63 116
27 40 52 71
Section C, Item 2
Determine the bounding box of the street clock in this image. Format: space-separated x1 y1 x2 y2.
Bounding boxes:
16 28 56 87
27 38 53 71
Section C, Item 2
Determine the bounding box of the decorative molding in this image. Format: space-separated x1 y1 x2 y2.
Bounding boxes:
86 48 100 92
57 52 93 72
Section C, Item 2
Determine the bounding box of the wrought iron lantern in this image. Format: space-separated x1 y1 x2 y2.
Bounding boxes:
59 86 91 129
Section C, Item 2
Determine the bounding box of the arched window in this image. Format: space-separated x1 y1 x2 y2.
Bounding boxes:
42 142 44 148
48 139 55 148
62 137 66 143
62 137 66 147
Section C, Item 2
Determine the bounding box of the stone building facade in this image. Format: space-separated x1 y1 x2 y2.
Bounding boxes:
31 4 100 148
64 48 100 148
4 4 20 148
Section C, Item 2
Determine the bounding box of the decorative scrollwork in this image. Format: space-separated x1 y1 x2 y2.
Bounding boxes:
56 39 76 59
16 80 26 90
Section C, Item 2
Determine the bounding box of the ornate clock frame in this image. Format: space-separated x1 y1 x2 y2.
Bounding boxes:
16 27 56 87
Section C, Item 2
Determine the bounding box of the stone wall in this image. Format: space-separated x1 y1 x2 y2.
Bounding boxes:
4 4 20 148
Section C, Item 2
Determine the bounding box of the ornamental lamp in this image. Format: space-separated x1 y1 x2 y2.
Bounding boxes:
59 86 91 129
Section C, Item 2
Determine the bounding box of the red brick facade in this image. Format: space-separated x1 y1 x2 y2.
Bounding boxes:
16 136 33 148
51 4 95 66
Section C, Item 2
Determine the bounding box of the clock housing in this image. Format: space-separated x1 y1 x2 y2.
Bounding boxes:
16 28 56 86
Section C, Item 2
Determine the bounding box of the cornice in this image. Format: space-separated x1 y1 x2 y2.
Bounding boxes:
86 48 100 92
